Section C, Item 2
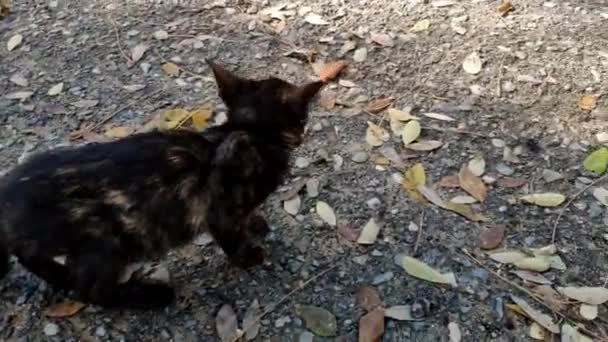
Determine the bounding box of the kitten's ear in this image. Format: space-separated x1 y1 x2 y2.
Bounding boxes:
206 59 243 105
284 81 324 107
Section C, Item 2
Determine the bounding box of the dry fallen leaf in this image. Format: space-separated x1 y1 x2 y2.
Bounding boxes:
532 285 567 312
283 195 301 215
216 304 242 342
191 107 213 130
402 163 427 204
443 201 488 222
388 107 417 121
366 97 393 113
529 322 545 340
512 270 552 285
468 156 485 177
0 0 11 18
384 305 416 321
356 287 383 312
423 112 455 122
438 175 461 188
410 19 431 32
7 33 22 51
358 308 385 342
417 185 446 207
104 126 132 138
489 250 527 264
513 257 551 272
557 286 608 305
458 165 487 202
404 140 443 152
450 195 477 204
43 301 86 318
402 120 421 145
498 1 513 16
497 177 528 188
242 299 261 341
160 108 192 130
47 82 64 96
395 254 457 286
579 304 598 320
316 201 337 226
131 44 149 64
510 295 559 333
579 95 597 111
296 305 337 337
370 32 393 47
462 52 482 74
162 62 180 77
304 13 329 25
337 223 360 242
319 60 348 82
365 121 389 147
520 193 565 207
356 218 381 245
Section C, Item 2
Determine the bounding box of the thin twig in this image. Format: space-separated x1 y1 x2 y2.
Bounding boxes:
240 264 338 334
70 89 163 140
422 125 493 139
551 173 608 244
107 15 131 64
413 211 425 255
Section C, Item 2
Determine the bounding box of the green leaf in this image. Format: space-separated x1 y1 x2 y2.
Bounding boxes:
583 147 608 174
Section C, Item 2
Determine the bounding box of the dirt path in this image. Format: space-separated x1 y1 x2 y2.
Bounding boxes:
1 0 608 341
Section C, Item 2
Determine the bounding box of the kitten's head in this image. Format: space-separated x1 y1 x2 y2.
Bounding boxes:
208 60 323 147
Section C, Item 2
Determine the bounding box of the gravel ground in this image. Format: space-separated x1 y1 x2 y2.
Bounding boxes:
1 0 608 341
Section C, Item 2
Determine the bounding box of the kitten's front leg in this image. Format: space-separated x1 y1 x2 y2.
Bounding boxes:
245 212 270 239
207 209 265 269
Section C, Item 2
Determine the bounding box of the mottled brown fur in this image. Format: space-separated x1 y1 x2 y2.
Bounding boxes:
0 61 323 309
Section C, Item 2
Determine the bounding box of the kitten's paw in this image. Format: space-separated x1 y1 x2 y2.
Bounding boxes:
248 215 270 238
231 245 265 269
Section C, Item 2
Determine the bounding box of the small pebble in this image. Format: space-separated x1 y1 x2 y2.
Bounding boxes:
306 179 320 198
275 316 291 328
482 175 496 184
351 151 369 163
311 122 323 131
95 326 107 337
353 255 369 265
372 272 394 285
366 197 382 210
371 250 383 257
495 163 514 176
44 323 60 336
491 138 505 148
542 169 563 183
479 225 505 250
299 331 315 342
295 157 310 168
408 221 419 232
502 81 516 93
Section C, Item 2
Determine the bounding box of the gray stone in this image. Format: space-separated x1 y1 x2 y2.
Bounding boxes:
44 323 60 336
542 169 563 183
495 163 514 176
351 151 369 163
372 272 394 285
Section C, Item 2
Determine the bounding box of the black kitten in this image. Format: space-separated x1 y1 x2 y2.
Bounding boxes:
0 61 323 309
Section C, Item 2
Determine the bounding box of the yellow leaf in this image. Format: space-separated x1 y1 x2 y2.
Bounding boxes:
579 95 596 111
402 163 427 204
43 301 86 318
401 120 421 145
498 1 513 16
520 193 565 207
388 108 418 122
104 126 132 138
316 201 336 226
356 218 380 245
513 257 551 272
191 107 213 130
410 19 430 32
160 108 191 130
443 201 488 222
395 254 457 286
529 322 545 340
458 165 487 202
488 250 527 264
162 62 180 77
365 121 389 147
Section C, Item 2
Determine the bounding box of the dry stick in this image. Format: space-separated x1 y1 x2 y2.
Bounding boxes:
239 264 338 335
551 173 608 244
108 15 132 64
461 249 600 339
413 210 425 254
70 89 163 140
